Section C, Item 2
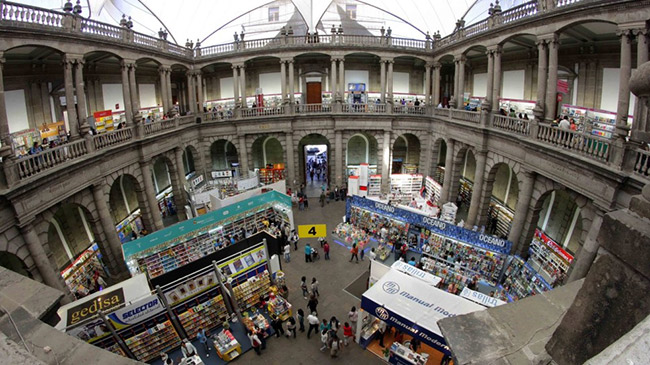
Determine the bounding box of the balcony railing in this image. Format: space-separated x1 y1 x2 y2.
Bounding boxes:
451 109 480 123
144 119 176 135
93 127 133 150
296 104 331 114
492 115 530 136
633 149 650 177
16 139 88 180
240 107 284 118
537 124 610 162
0 1 63 28
500 1 539 25
80 18 121 40
392 105 426 115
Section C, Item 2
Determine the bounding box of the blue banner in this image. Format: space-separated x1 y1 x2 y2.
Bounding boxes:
346 196 512 254
361 295 452 356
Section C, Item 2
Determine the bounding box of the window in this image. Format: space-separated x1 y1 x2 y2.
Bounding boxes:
346 4 357 20
268 7 279 22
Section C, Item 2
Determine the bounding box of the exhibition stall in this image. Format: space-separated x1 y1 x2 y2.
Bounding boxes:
122 190 292 278
61 242 109 296
359 267 484 362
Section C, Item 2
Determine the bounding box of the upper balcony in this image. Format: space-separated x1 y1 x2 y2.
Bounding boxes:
0 0 612 63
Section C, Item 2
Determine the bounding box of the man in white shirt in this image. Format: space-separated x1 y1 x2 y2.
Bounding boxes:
181 339 198 358
558 117 571 130
307 312 320 339
284 243 291 263
368 248 377 261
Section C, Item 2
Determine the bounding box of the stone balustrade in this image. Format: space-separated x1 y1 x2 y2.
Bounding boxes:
451 109 481 123
492 115 531 136
537 123 610 162
633 148 650 177
92 127 133 150
15 139 88 180
0 0 599 61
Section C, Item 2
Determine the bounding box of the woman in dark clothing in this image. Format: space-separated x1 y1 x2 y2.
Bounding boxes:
307 294 319 314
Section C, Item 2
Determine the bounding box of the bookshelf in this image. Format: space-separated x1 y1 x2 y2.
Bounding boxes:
232 270 271 311
368 175 382 196
175 291 227 338
390 174 423 204
121 316 181 362
425 176 442 205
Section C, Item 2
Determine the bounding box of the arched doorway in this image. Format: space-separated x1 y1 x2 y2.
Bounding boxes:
391 134 421 174
346 133 379 175
432 139 447 184
183 146 197 176
536 190 582 254
455 149 476 222
298 133 330 197
252 136 284 184
0 252 31 278
109 174 146 242
485 164 519 237
151 156 178 227
47 203 108 297
210 139 239 172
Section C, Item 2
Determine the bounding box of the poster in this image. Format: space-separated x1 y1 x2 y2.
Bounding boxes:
93 110 115 133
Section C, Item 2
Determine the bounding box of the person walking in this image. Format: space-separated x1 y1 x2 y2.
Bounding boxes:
196 327 210 357
343 322 354 345
318 236 325 248
323 241 330 260
297 309 306 332
301 276 309 299
329 316 340 334
287 316 297 338
320 328 329 352
270 315 285 338
180 339 198 358
307 312 319 339
305 243 313 263
247 330 262 355
319 191 326 207
359 240 366 261
329 333 341 357
348 306 358 330
292 231 299 251
349 243 359 263
255 325 267 350
307 294 319 314
311 278 320 297
284 242 291 263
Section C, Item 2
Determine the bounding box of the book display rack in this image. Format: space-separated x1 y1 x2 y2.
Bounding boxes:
121 316 181 362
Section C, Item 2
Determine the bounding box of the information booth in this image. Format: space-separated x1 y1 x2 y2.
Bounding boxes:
359 265 485 363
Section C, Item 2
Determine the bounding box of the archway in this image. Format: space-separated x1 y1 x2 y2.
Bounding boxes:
210 139 239 172
391 133 421 174
251 136 284 169
298 133 331 197
109 174 145 242
432 139 447 184
0 252 31 278
183 146 197 176
47 203 107 297
151 156 178 227
455 149 477 222
485 163 519 238
346 133 379 176
536 190 583 254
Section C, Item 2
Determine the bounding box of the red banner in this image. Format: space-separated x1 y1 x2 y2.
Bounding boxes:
534 229 574 263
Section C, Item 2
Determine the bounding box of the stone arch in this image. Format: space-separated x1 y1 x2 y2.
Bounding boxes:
431 137 448 184
0 226 37 280
346 132 378 166
3 43 64 55
210 138 239 171
0 251 32 278
481 162 521 237
498 32 538 47
297 132 332 189
183 144 200 175
108 174 143 227
251 135 285 169
391 133 421 174
45 202 101 271
476 153 523 226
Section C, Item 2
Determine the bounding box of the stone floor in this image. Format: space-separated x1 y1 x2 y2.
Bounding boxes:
234 198 384 364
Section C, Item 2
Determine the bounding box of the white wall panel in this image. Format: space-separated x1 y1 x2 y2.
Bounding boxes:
102 83 125 112
501 70 525 99
138 84 157 108
393 72 410 93
259 72 281 94
472 73 487 97
6 89 29 132
345 70 369 90
220 77 234 99
601 68 636 115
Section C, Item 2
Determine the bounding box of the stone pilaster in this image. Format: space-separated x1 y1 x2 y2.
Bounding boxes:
335 130 343 187
386 59 394 104
492 47 502 113
484 48 495 111
280 60 287 102
567 209 604 282
615 29 633 138
238 135 249 174
239 65 247 108
508 168 536 250
381 130 391 193
440 139 455 204
196 71 204 111
466 151 487 227
456 55 466 109
338 58 345 103
63 55 79 138
159 66 169 113
285 132 295 187
433 62 441 106
140 160 164 231
232 65 240 107
380 59 386 103
173 147 189 221
91 183 129 275
73 58 88 126
424 63 432 105
288 60 295 104
534 39 549 121
544 35 559 121
128 62 139 115
186 71 195 114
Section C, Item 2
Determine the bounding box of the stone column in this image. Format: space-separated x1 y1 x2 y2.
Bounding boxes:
239 65 247 108
440 139 455 204
197 72 205 112
387 60 394 104
338 58 345 103
457 56 466 109
186 71 196 113
91 184 129 275
466 151 487 227
632 29 649 138
335 130 343 187
73 58 88 126
232 66 239 106
433 62 441 106
280 61 287 102
128 63 140 116
420 132 434 178
330 58 337 101
285 132 295 187
380 60 386 103
0 56 12 158
288 60 295 104
120 60 133 124
173 147 188 222
492 47 502 112
544 35 559 121
507 169 536 247
40 80 53 124
63 55 79 138
424 63 432 105
381 130 391 192
140 161 164 231
165 68 173 110
159 66 169 113
484 48 495 111
238 135 249 173
452 58 460 107
87 78 97 114
534 39 548 120
615 29 633 138
20 222 73 302
567 209 604 282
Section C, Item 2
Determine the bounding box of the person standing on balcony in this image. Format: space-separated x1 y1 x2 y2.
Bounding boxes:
559 117 570 130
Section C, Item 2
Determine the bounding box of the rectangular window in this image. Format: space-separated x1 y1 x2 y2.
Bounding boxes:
346 4 357 20
268 7 279 22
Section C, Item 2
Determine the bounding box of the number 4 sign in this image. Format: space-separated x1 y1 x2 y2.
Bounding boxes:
298 224 327 238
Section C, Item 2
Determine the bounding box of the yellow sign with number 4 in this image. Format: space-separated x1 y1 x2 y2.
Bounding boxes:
298 224 327 238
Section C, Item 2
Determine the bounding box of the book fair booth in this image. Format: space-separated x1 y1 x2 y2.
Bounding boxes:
55 191 292 364
359 263 485 364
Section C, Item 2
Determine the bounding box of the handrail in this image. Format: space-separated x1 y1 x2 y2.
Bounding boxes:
537 124 610 162
0 1 64 27
93 127 133 150
144 119 176 135
499 1 539 25
133 31 159 48
240 106 284 118
296 104 330 114
451 109 480 123
80 17 121 39
492 115 530 135
392 105 426 115
16 139 88 180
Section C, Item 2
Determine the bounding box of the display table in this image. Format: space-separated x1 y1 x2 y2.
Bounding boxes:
389 342 429 365
213 329 241 361
267 296 292 321
359 318 380 349
179 355 204 365
243 312 270 335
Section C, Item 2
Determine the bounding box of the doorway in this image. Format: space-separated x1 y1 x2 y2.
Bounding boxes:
304 144 328 197
306 82 322 104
